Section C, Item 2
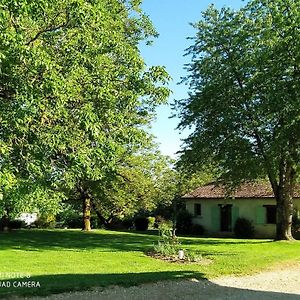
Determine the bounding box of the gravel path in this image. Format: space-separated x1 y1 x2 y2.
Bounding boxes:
29 268 300 300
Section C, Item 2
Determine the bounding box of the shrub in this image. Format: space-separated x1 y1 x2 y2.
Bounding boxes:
154 215 165 228
121 218 134 229
148 216 155 229
234 217 255 238
154 221 180 256
34 214 56 229
134 216 149 231
63 215 82 228
9 220 26 229
190 224 205 236
0 216 9 231
176 210 193 234
292 213 300 239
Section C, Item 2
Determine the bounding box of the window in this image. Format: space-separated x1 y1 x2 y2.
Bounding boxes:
194 203 202 216
264 205 276 224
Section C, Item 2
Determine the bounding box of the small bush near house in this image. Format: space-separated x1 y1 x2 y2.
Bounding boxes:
134 216 149 231
176 210 193 234
190 224 205 236
234 217 255 238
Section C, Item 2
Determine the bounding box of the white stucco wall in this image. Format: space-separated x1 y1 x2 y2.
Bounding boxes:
185 198 300 238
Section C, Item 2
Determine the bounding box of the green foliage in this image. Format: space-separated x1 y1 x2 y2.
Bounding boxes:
175 210 205 236
0 217 26 230
92 151 175 223
147 216 155 229
234 218 255 239
0 0 170 219
8 219 27 230
60 214 82 229
134 216 149 231
176 210 193 234
154 221 180 256
175 0 300 239
34 214 56 229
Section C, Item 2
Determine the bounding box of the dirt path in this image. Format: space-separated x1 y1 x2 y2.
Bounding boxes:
29 268 300 300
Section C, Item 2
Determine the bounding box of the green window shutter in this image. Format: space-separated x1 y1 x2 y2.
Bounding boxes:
211 206 220 231
232 206 239 228
255 206 266 224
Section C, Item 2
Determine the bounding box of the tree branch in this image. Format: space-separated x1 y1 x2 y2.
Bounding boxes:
223 46 278 188
26 11 70 46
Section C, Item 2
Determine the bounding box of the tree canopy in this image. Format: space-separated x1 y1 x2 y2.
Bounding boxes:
175 0 300 240
0 0 170 226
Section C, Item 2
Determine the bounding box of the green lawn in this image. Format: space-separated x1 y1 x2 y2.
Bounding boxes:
0 229 300 297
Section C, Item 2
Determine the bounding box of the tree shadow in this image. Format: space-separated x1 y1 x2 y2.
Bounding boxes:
0 229 281 256
0 229 158 252
181 236 274 245
0 271 204 298
0 272 299 299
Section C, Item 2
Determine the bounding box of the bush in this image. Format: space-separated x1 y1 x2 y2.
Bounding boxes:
292 213 300 239
34 214 56 229
134 216 149 231
0 216 9 231
148 216 155 229
176 210 193 234
154 215 165 228
154 221 180 256
121 217 134 229
190 224 205 236
63 215 82 228
234 217 255 238
9 220 26 229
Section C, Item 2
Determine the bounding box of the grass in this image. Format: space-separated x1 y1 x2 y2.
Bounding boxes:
0 229 300 298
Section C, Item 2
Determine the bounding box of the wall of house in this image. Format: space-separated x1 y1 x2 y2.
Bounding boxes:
185 198 300 238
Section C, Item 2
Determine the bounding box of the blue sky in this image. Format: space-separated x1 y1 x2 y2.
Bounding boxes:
140 0 246 157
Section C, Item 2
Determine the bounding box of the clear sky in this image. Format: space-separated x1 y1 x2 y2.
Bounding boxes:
140 0 246 158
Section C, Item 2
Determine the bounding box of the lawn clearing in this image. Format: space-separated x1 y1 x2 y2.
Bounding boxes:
0 229 299 297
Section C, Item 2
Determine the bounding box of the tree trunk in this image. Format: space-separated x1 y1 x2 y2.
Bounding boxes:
275 190 294 240
82 197 92 231
274 161 295 240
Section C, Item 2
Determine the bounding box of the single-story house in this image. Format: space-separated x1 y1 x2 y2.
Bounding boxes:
183 182 300 238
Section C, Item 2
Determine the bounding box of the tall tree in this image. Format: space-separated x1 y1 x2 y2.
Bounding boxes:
175 0 300 240
0 0 170 229
90 149 175 226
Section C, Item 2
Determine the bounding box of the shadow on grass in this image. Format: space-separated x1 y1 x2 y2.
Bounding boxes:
0 270 204 298
0 229 277 255
181 236 274 245
0 229 158 252
0 271 299 299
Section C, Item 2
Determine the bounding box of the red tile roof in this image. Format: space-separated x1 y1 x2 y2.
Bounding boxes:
183 182 300 199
